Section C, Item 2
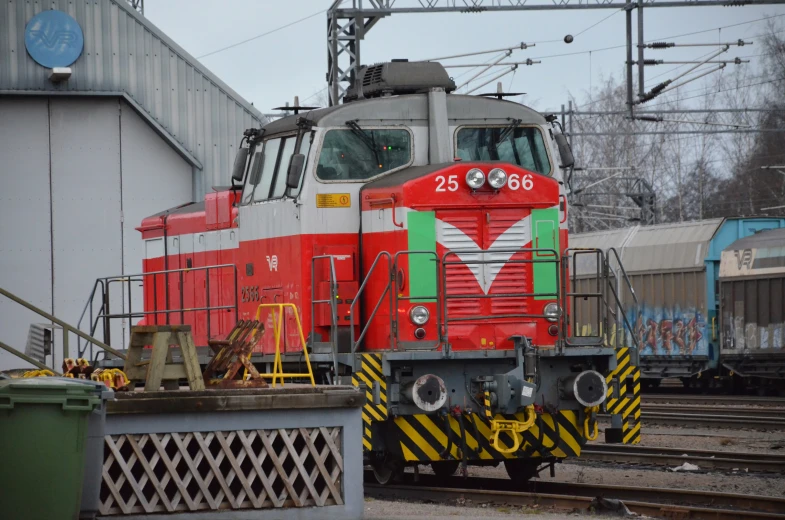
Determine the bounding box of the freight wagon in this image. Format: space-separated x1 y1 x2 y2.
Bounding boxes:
571 217 785 389
720 227 785 393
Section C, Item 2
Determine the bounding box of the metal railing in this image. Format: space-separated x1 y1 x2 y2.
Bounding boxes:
562 248 607 348
350 252 393 353
606 247 640 349
76 265 239 359
441 248 560 353
394 251 441 349
561 248 639 350
314 247 638 357
310 255 339 378
0 286 127 371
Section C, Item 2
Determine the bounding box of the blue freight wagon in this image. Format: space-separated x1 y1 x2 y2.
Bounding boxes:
571 217 785 389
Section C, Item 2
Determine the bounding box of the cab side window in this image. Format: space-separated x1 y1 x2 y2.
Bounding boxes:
270 137 297 199
253 139 281 202
288 132 313 198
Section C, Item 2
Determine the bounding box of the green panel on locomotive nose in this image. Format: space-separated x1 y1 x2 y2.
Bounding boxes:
531 207 559 300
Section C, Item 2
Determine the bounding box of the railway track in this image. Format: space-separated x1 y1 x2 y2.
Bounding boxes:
644 395 785 407
581 444 785 472
601 402 785 429
365 472 785 519
638 410 785 429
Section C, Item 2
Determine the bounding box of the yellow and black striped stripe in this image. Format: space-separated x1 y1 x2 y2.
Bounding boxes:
351 353 388 452
390 411 584 462
605 347 641 444
483 391 493 420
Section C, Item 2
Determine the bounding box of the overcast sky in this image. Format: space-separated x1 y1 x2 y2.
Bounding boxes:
145 1 782 114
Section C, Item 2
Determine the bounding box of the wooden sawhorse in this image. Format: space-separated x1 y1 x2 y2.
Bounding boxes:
123 325 205 391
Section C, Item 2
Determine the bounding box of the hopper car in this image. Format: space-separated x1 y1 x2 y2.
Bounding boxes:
571 217 785 392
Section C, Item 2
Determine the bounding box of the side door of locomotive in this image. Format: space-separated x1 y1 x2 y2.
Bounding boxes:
238 130 312 353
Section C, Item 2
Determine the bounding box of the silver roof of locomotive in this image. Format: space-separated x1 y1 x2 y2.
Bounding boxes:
261 94 548 137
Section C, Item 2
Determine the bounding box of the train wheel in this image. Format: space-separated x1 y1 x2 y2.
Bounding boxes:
430 461 460 478
503 460 540 482
371 460 403 485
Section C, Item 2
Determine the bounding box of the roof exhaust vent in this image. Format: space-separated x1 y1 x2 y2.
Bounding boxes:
344 61 456 103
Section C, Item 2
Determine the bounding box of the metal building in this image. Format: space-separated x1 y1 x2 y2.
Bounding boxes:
0 0 265 369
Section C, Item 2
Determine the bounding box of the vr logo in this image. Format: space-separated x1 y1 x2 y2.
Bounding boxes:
27 30 77 49
734 249 753 270
266 255 278 272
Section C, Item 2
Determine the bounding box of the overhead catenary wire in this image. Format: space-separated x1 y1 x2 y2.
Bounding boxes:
196 3 346 59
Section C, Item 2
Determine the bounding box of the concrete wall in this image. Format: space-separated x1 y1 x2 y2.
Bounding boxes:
0 96 192 370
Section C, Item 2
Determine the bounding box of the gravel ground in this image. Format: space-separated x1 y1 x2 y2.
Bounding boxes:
364 497 602 519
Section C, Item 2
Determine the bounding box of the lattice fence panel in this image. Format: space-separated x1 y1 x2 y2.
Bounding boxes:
99 427 343 515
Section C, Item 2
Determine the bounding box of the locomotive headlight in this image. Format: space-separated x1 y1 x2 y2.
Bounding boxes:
465 168 486 189
543 302 560 322
409 305 430 325
487 168 508 189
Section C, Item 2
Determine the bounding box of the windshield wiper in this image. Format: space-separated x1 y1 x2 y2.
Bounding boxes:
345 119 380 165
488 119 522 163
496 118 522 144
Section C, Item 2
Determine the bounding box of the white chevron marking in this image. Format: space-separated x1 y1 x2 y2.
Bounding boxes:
436 216 532 294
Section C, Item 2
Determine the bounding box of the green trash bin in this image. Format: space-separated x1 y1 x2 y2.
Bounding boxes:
0 377 101 520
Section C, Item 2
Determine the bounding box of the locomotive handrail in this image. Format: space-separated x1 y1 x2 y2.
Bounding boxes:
562 248 607 349
440 248 560 354
561 247 639 350
310 255 339 380
393 251 442 350
605 247 640 350
350 251 393 354
607 247 638 306
76 265 239 360
604 274 640 350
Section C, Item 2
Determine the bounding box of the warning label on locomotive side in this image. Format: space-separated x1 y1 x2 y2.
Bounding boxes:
316 193 351 208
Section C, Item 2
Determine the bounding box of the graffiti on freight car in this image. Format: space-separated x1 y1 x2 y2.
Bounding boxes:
722 318 784 351
628 307 708 356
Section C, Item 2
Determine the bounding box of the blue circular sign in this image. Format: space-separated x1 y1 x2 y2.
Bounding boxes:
25 10 84 68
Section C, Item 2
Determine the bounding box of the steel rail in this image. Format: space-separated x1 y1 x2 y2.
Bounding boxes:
643 395 785 407
636 412 785 429
365 474 785 519
643 404 785 418
581 444 785 473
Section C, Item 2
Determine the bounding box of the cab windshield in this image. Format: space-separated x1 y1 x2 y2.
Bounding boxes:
456 126 551 175
316 128 411 181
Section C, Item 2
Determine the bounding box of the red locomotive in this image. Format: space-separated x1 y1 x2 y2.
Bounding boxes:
137 61 640 482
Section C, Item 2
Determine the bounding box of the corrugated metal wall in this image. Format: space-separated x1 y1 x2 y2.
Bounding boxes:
0 96 193 371
0 0 265 192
